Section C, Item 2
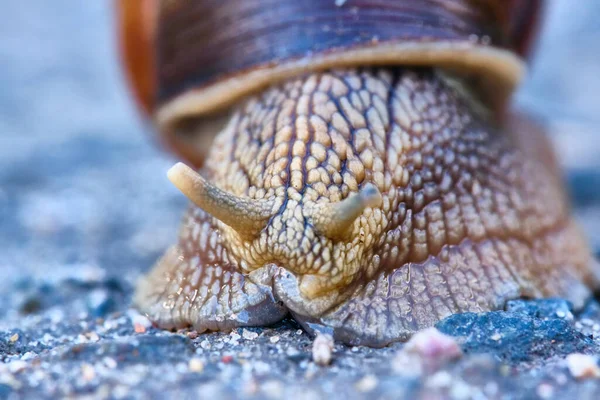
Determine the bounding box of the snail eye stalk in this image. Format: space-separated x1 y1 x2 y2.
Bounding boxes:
308 184 382 241
167 162 275 237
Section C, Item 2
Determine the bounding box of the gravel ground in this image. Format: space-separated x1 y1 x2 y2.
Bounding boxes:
1 1 600 399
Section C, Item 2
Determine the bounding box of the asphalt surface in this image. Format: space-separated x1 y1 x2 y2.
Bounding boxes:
1 1 600 399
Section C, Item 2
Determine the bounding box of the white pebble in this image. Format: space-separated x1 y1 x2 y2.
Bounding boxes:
81 363 96 382
8 360 27 374
403 328 462 359
392 328 462 376
243 329 259 340
566 353 600 379
312 333 334 366
128 309 152 329
286 347 301 358
20 352 37 361
426 371 452 388
103 357 118 369
253 361 271 376
536 383 554 399
230 332 241 342
189 358 205 373
355 375 378 392
483 381 498 397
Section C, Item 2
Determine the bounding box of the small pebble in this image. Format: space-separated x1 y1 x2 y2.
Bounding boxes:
253 361 271 375
0 374 22 391
286 347 301 358
566 353 600 379
403 328 462 360
7 361 27 374
87 289 113 317
243 329 259 340
129 310 152 333
536 383 554 399
483 381 498 397
304 362 319 379
229 332 241 344
113 385 130 399
9 333 19 343
581 318 594 327
490 332 502 341
188 358 204 373
426 371 452 389
355 375 378 392
393 328 462 376
269 335 280 344
103 357 117 369
187 331 199 340
20 352 36 361
312 333 334 366
175 363 188 374
221 355 234 364
81 364 96 382
200 340 212 350
76 334 89 344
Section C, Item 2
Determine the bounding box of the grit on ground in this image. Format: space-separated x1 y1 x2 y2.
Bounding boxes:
1 1 600 398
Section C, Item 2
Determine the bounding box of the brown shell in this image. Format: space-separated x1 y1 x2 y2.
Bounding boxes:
116 0 158 115
116 0 542 166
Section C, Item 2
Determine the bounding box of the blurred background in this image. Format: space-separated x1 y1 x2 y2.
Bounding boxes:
0 0 599 321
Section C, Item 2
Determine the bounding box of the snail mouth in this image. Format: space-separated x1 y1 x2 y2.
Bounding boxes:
271 267 349 318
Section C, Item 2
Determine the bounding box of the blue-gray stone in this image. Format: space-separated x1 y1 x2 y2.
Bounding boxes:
436 305 597 363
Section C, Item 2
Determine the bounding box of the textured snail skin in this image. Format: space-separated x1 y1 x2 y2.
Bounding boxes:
134 68 599 346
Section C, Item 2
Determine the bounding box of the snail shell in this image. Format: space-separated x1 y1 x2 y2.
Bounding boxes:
117 0 599 346
118 0 540 167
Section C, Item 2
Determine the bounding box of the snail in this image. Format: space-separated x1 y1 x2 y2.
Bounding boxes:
117 0 600 346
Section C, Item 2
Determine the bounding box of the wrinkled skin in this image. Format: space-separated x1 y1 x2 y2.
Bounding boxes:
135 68 599 346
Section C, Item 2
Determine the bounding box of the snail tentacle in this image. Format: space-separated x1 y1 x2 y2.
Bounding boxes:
167 162 275 237
308 183 383 241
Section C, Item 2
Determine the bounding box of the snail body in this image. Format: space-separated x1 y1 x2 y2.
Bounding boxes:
118 0 599 346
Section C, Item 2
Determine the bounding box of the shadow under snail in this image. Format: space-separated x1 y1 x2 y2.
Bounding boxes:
116 0 600 346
